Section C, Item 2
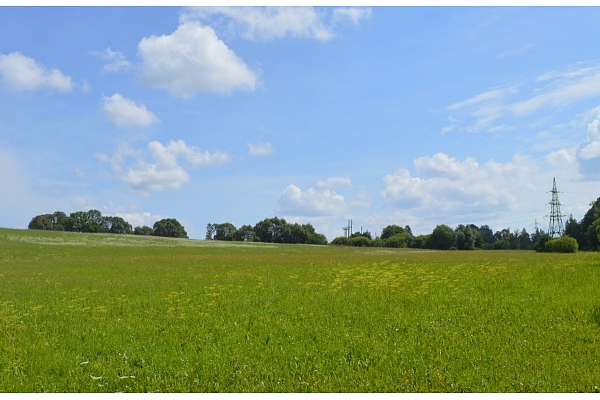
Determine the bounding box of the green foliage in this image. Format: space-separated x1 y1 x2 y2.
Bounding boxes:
534 234 552 252
409 234 430 249
350 236 372 247
380 225 406 240
544 235 579 253
382 232 410 248
233 224 255 242
153 218 188 239
253 217 287 243
331 236 350 246
133 225 154 236
455 224 484 250
581 198 600 250
210 222 237 241
427 224 456 250
585 219 600 251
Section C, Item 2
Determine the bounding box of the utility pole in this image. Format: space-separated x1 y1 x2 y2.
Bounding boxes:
546 177 565 238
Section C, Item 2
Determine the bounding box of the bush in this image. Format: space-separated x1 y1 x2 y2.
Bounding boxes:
545 236 579 253
351 236 372 247
383 233 409 248
331 236 350 246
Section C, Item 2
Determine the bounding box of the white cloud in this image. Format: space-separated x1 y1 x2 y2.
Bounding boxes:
99 140 229 195
91 47 132 73
138 20 258 97
184 7 371 42
576 105 600 179
332 7 372 25
382 153 539 213
446 65 600 133
102 93 160 128
0 52 73 92
247 142 273 156
547 148 577 167
116 211 164 228
274 183 348 217
512 71 600 115
446 86 519 132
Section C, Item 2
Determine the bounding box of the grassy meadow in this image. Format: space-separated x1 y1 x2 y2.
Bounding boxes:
1 227 600 392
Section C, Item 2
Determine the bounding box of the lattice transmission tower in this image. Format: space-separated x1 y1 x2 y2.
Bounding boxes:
546 177 565 238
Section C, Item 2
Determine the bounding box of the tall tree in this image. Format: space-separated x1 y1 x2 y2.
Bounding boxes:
153 218 188 238
427 224 456 250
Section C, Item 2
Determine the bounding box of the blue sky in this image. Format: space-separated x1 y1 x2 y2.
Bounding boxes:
2 6 600 240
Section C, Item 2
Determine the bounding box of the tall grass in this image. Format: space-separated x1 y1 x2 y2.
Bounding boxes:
1 228 599 392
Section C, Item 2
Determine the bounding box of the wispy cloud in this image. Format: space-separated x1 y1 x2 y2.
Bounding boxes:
496 43 534 59
247 142 273 157
183 6 371 42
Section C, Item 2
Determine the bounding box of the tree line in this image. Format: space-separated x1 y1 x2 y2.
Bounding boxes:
26 196 600 251
28 210 188 238
332 197 600 252
206 217 328 245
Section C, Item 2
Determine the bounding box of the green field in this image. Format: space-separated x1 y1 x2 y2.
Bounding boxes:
1 227 600 392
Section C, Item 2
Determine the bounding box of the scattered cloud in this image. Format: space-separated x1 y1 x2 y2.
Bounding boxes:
576 105 600 179
274 182 348 217
332 7 372 26
446 86 519 132
247 142 273 156
496 43 534 59
138 20 259 97
547 148 577 167
98 140 229 195
102 93 160 128
446 64 600 133
116 211 165 228
382 152 539 213
183 6 370 42
91 47 132 73
512 70 600 115
0 52 73 92
315 177 351 189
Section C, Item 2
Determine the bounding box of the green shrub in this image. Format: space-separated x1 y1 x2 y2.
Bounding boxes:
351 236 372 247
383 233 410 248
330 236 350 246
545 236 579 253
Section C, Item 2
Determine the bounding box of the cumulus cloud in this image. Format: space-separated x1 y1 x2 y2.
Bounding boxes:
102 93 160 128
138 20 258 97
91 47 132 73
116 211 164 228
247 142 273 156
184 6 370 42
576 105 600 179
274 183 348 217
98 140 229 195
382 153 539 213
0 52 73 92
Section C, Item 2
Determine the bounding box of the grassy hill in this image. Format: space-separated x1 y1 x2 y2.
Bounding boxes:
1 227 599 392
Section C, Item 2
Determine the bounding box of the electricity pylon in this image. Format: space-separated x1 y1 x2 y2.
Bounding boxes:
546 177 565 238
